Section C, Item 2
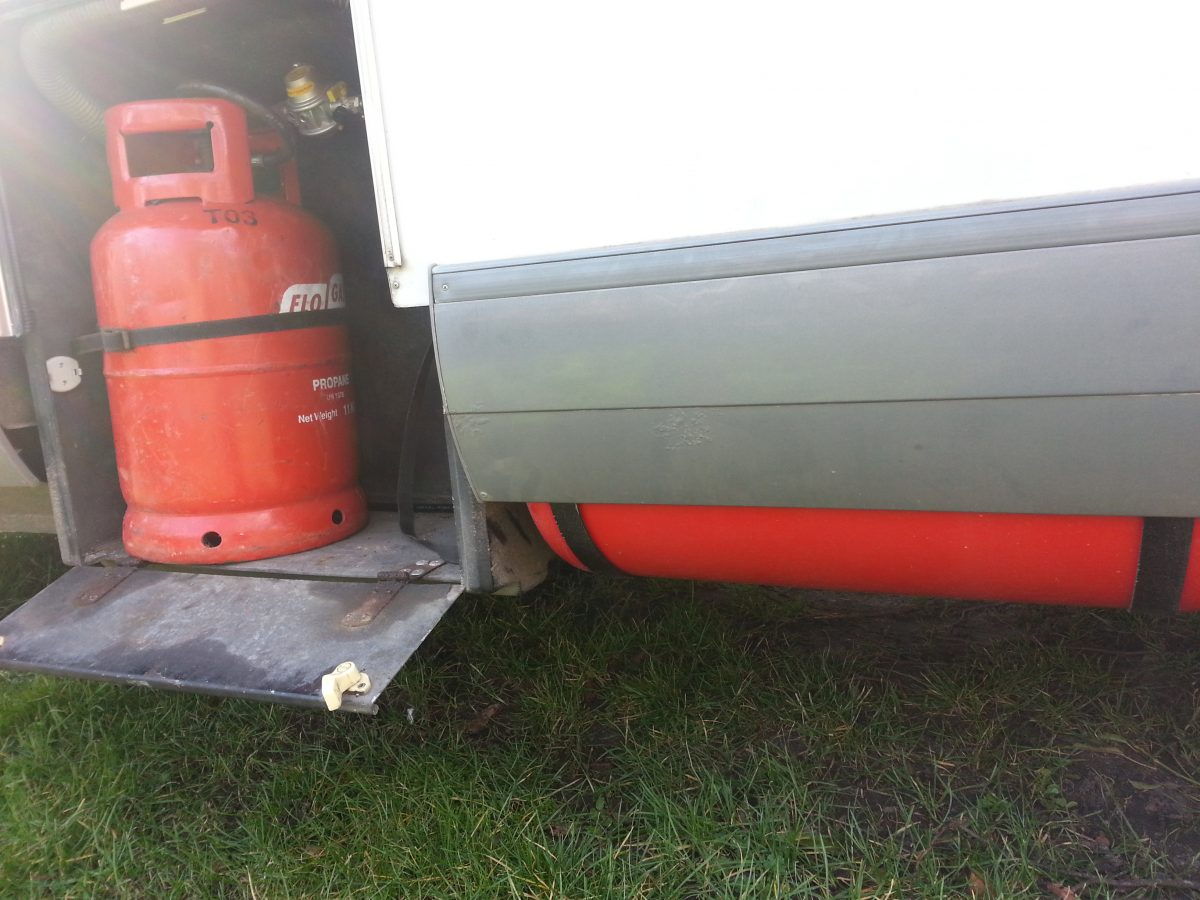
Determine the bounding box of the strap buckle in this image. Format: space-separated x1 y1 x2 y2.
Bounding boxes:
73 329 132 355
102 329 134 352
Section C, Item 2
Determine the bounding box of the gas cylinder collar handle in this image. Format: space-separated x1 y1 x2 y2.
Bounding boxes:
281 64 363 137
175 80 295 169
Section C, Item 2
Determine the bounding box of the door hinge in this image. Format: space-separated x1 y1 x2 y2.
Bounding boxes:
340 558 445 628
73 565 139 607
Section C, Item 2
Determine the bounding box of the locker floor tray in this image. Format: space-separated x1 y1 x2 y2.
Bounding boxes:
0 565 462 714
206 510 461 583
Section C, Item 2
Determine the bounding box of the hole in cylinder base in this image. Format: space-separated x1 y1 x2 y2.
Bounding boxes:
201 531 222 548
331 509 344 525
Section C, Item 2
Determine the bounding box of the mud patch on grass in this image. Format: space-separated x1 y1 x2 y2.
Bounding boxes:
1063 747 1200 874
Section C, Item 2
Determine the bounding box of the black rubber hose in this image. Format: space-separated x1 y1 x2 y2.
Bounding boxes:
175 81 296 168
19 0 121 142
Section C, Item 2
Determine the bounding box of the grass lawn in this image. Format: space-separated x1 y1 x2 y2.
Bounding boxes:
0 533 1198 898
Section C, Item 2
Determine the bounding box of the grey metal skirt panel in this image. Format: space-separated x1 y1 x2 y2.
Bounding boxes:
448 394 1200 516
433 184 1200 516
435 183 1200 302
436 235 1200 413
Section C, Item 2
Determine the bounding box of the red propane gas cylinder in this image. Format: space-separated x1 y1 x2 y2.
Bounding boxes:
529 503 1200 612
90 98 367 563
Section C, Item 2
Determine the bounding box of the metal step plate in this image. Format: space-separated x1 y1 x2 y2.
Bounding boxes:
0 566 462 714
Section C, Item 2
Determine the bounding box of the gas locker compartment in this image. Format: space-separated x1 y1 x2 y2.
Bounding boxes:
0 0 550 712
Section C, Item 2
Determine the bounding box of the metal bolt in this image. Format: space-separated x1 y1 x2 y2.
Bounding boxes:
430 559 443 566
415 559 429 566
478 491 489 499
441 284 449 291
391 279 400 289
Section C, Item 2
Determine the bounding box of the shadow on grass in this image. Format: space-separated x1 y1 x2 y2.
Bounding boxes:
1 533 1198 897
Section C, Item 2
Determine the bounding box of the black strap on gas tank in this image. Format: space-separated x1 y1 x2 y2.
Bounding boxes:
73 308 343 355
1129 517 1193 615
396 341 435 537
549 503 624 576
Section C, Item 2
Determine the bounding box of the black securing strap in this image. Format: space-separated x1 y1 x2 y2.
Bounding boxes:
73 308 343 355
1130 517 1193 615
549 503 624 576
396 341 435 536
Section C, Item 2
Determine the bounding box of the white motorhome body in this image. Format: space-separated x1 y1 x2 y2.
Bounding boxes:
0 0 1198 711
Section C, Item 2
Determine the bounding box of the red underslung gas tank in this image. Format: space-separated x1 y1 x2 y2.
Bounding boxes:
90 98 367 564
529 503 1200 613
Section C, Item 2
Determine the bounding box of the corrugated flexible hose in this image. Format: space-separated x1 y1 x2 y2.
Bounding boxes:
19 0 119 141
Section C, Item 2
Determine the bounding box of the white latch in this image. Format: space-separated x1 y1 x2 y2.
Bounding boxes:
46 356 82 393
321 660 371 711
